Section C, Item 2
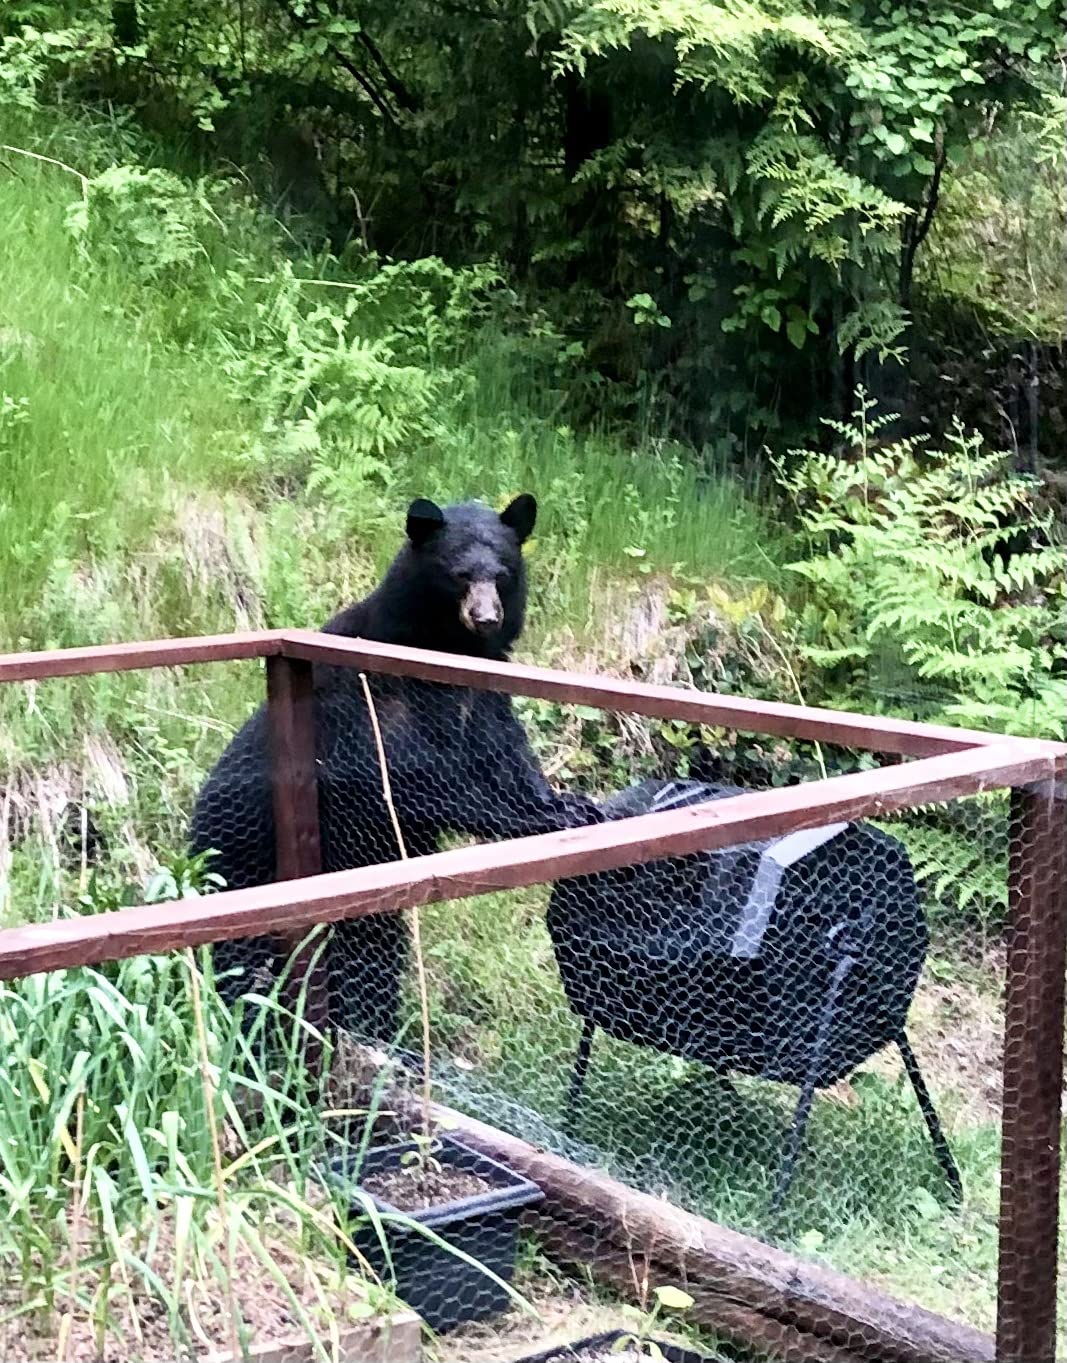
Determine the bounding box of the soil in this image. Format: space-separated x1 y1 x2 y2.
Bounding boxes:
435 1271 715 1363
826 948 1007 1126
0 1208 378 1363
362 1161 494 1211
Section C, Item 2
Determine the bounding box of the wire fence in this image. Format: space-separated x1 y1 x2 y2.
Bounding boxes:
0 631 1063 1363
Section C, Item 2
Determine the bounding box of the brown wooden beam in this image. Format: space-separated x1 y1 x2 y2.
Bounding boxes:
0 631 287 683
411 1096 995 1363
0 740 1053 982
266 656 323 884
996 774 1067 1363
3 629 1064 761
281 630 1039 756
266 655 328 1048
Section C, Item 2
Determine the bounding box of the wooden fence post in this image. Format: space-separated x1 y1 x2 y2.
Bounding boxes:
996 775 1067 1363
266 654 328 1060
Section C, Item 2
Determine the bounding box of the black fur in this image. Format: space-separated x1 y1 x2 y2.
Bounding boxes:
190 495 601 1042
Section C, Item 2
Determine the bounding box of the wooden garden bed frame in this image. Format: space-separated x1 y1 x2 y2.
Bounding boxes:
0 628 1064 1363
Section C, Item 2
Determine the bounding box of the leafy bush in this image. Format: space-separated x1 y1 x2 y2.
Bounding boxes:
920 91 1067 344
0 22 104 109
8 0 1062 445
779 391 1066 738
65 165 219 280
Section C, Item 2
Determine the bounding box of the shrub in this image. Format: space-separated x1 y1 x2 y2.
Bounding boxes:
66 165 218 280
778 391 1066 739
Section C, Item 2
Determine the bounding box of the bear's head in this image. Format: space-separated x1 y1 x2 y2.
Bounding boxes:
402 494 536 655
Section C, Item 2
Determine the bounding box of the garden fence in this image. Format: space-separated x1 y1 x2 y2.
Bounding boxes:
0 629 1064 1363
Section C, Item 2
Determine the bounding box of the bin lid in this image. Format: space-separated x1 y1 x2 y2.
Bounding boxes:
602 779 850 959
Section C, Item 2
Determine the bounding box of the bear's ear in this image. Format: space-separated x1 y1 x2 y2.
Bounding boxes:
406 498 445 546
500 493 537 543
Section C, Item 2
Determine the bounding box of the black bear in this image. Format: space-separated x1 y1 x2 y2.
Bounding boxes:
190 494 601 1043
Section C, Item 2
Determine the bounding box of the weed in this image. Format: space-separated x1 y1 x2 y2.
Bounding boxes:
616 1285 695 1359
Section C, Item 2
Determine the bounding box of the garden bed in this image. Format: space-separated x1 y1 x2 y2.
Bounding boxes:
0 1211 420 1363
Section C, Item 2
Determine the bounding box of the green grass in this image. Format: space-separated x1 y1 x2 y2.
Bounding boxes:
0 100 781 944
0 916 404 1360
0 136 254 636
0 101 782 936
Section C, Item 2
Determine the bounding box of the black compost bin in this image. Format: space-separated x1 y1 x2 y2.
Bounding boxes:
546 779 960 1208
333 1134 544 1332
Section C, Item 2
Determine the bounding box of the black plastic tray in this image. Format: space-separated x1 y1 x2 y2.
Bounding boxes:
514 1328 721 1362
332 1134 544 1333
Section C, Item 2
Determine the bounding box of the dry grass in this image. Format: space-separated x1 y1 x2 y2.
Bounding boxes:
0 1209 380 1363
434 1266 704 1363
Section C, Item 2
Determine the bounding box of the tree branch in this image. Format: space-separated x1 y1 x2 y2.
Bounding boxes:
899 123 946 308
331 45 400 127
355 30 419 113
269 0 402 129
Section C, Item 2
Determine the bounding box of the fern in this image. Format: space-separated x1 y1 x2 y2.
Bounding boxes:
877 808 1009 931
779 390 1066 740
66 166 218 281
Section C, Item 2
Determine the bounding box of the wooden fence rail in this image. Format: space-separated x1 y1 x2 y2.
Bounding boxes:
0 627 1032 754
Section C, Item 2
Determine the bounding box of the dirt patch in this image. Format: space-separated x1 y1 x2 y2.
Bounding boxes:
0 1209 379 1363
170 491 263 631
825 952 1007 1126
542 576 782 696
362 1162 494 1211
435 1267 707 1363
906 962 1006 1125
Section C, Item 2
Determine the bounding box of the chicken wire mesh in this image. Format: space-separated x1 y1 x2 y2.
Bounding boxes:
186 663 1040 1352
0 654 1063 1363
367 794 1019 1344
0 660 264 925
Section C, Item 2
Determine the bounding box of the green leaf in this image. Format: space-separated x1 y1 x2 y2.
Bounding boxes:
884 131 908 156
654 1285 695 1311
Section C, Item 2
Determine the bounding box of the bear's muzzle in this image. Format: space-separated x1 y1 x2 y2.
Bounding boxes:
460 581 503 637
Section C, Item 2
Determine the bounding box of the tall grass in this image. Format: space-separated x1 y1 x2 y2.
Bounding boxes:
0 132 254 634
0 901 396 1360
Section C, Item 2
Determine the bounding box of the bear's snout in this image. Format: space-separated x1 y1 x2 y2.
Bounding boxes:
460 580 503 636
